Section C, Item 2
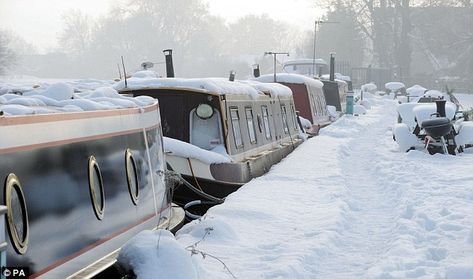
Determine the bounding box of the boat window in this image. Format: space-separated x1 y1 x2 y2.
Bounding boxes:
125 149 139 205
281 105 289 134
261 106 272 139
5 173 29 255
245 108 257 144
88 156 105 220
230 107 244 148
190 105 224 151
290 104 298 130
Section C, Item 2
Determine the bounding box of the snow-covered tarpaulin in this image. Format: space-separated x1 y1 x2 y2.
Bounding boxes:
123 93 473 279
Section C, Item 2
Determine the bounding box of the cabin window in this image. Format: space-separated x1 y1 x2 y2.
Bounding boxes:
261 106 272 139
290 104 298 130
230 107 244 148
125 149 139 205
190 104 224 151
245 108 257 144
280 105 289 134
5 173 29 255
88 156 105 220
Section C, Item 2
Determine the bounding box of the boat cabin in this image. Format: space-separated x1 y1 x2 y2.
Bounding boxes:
115 76 303 199
255 73 331 134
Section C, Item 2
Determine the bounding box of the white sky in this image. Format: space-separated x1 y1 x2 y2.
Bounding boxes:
0 0 322 53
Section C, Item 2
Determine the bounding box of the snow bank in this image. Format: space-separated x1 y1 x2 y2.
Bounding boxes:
174 97 473 278
254 73 324 89
163 137 231 164
114 77 292 99
117 230 202 279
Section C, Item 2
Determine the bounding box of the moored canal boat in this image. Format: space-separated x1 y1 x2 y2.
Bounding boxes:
0 83 184 278
115 76 303 202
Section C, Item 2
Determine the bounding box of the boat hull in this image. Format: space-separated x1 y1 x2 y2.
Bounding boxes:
0 104 177 278
169 139 301 202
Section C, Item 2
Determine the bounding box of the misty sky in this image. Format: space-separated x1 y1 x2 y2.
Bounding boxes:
0 0 321 53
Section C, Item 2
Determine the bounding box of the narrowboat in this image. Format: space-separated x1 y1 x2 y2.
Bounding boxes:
0 83 184 278
115 76 303 202
254 73 331 135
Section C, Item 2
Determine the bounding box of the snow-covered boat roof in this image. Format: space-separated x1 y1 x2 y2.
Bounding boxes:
254 73 324 89
282 58 328 66
406 85 427 96
114 72 292 99
0 82 156 116
320 73 351 82
385 82 405 91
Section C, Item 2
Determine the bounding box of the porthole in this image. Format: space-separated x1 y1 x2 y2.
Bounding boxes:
88 156 105 220
4 173 29 254
195 103 214 119
125 149 139 205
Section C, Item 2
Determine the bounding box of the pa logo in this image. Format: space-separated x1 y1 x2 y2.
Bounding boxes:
1 266 29 278
2 268 11 276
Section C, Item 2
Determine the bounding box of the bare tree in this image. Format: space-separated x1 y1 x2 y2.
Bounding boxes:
0 31 17 75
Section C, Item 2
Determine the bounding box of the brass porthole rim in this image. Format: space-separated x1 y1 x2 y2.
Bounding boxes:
125 149 139 205
5 173 29 255
88 156 105 220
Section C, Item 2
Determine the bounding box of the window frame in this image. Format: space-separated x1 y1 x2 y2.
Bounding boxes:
229 107 244 148
245 107 257 144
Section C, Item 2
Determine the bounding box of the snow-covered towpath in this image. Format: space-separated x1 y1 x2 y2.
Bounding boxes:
121 94 473 279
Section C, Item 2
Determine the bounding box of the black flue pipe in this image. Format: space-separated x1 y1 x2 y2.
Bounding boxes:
436 100 447 117
253 64 260 78
163 49 175 78
329 53 335 81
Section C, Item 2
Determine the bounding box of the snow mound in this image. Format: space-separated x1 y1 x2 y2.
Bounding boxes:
361 83 377 93
406 84 427 97
327 105 338 118
393 123 419 152
360 99 372 109
456 121 473 146
413 102 456 124
385 81 405 91
117 230 200 279
354 104 367 115
298 116 312 129
132 70 159 79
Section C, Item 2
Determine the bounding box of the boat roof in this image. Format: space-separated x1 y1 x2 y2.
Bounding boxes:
0 81 156 116
283 59 328 66
254 73 324 89
114 72 293 99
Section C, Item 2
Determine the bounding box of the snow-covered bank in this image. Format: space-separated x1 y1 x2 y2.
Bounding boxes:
168 95 473 278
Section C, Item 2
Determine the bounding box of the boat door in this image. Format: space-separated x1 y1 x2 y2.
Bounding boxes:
189 104 224 151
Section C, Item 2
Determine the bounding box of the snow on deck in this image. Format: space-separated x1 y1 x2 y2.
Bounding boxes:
166 95 473 278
